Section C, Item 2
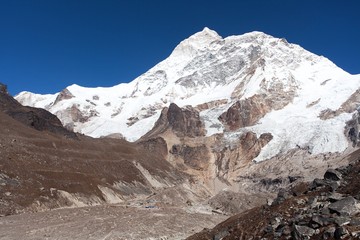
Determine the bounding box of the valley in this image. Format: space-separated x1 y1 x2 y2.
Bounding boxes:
1 27 360 239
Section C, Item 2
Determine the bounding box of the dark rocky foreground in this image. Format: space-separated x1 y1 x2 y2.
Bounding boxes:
187 150 360 240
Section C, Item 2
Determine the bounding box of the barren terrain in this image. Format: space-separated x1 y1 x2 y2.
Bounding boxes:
0 203 225 240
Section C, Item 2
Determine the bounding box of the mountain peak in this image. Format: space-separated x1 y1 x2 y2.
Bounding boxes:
194 27 221 39
170 27 222 58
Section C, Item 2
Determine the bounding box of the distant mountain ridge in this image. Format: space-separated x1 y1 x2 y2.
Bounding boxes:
16 27 360 162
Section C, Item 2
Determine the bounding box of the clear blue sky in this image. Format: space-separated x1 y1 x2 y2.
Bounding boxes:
1 0 359 95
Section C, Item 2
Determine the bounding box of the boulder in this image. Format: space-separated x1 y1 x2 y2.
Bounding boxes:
292 225 316 239
328 197 360 216
309 178 327 190
323 227 336 239
310 215 333 228
334 226 349 239
324 169 342 181
328 193 345 202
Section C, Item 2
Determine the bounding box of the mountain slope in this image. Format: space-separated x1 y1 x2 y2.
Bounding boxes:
16 28 360 163
0 86 192 215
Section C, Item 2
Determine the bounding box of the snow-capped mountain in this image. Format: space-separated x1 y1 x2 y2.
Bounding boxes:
16 27 360 162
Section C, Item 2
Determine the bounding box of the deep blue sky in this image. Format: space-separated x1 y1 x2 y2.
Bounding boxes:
1 0 359 95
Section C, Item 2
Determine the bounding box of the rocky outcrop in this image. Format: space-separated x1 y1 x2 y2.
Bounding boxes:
7 108 76 138
0 87 77 138
167 103 205 137
53 88 75 105
57 104 99 131
0 82 8 94
219 92 294 131
143 103 205 139
346 109 360 146
219 96 267 130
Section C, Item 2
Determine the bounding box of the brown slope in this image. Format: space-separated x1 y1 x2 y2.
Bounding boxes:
0 83 76 138
0 85 185 216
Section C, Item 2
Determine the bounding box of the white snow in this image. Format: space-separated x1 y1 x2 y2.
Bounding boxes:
15 28 360 162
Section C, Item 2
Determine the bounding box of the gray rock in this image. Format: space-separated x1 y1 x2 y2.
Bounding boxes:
334 217 351 226
329 197 360 216
263 225 273 234
351 230 360 238
324 169 342 181
292 225 315 239
214 230 229 240
321 207 331 215
334 226 349 239
323 227 336 239
336 164 352 175
309 178 326 190
288 175 301 183
329 181 340 192
310 215 333 228
272 188 291 205
274 223 288 237
307 196 317 206
270 217 281 229
328 193 344 202
350 217 360 226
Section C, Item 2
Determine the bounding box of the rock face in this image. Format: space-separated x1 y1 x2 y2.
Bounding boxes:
170 144 209 170
167 103 205 137
54 88 75 105
143 103 205 139
346 109 360 146
215 132 273 178
0 82 8 94
218 96 268 130
219 92 294 131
